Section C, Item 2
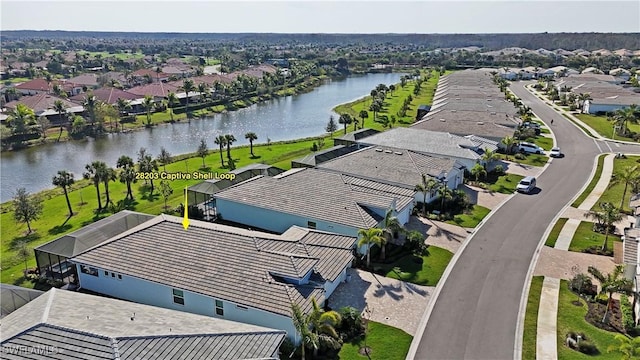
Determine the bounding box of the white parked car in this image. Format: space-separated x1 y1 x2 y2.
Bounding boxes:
518 142 544 155
549 147 563 158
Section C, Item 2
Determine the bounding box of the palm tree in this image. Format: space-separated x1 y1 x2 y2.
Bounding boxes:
245 132 258 157
357 228 384 268
52 170 75 216
501 136 516 159
338 113 352 135
577 93 592 113
8 103 36 135
414 174 439 217
115 98 131 132
142 95 154 126
102 167 117 207
359 110 369 128
117 155 136 201
471 163 487 182
586 202 623 251
607 334 640 359
224 134 236 161
380 209 402 260
613 105 639 137
83 161 107 211
588 265 633 324
139 155 159 194
308 297 341 356
610 165 640 211
157 147 172 172
197 82 210 103
214 135 227 167
369 101 381 123
181 79 195 116
83 93 98 126
481 148 498 170
291 303 316 360
52 100 67 141
166 92 179 122
438 182 453 213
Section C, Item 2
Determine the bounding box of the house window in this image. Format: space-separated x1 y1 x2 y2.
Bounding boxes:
236 304 248 311
172 289 185 305
80 266 98 277
117 274 122 280
307 221 316 230
104 271 109 276
111 273 115 278
215 300 224 316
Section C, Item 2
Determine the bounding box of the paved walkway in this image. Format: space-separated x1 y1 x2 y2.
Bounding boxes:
533 141 617 359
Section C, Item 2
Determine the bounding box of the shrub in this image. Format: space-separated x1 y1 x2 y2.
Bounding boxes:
577 340 599 355
279 338 299 359
620 295 636 333
595 293 609 305
492 165 505 175
570 273 595 296
582 245 613 257
515 153 526 160
318 334 342 353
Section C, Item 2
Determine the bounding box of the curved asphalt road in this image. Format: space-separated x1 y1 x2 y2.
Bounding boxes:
410 81 640 360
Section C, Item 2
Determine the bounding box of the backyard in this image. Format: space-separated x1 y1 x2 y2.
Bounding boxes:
376 245 453 286
568 221 621 255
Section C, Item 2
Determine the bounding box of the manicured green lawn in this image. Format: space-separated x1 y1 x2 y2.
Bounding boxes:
0 137 325 286
499 153 548 167
532 136 554 151
487 173 524 194
523 276 544 360
446 205 491 228
338 321 413 360
576 114 639 142
380 246 453 286
568 221 621 253
545 218 569 247
572 154 606 208
557 280 619 360
333 69 445 131
595 155 640 213
3 77 31 84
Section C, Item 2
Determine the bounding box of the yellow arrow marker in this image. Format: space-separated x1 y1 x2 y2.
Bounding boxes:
182 187 190 230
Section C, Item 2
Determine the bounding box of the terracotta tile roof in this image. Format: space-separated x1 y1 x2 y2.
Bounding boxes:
15 78 50 91
127 82 180 97
131 68 169 79
70 87 139 104
71 215 354 317
4 93 78 113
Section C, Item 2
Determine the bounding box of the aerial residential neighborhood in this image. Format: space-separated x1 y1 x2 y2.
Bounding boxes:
1 2 640 360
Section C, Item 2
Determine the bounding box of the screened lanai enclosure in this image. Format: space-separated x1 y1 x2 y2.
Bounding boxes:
187 164 284 221
34 211 154 284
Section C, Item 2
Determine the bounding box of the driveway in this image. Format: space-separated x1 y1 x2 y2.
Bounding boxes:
533 246 616 280
329 268 434 336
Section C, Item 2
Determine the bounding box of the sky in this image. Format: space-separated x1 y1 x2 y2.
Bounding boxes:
1 0 639 34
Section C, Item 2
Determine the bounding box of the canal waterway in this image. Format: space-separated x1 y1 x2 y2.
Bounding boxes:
1 72 403 202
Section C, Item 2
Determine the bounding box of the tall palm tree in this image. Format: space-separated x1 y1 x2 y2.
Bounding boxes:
52 170 75 216
8 103 36 135
291 303 316 360
115 98 131 132
338 113 352 135
613 105 639 137
357 228 384 268
117 155 136 200
471 163 487 182
245 132 258 157
308 297 341 356
438 182 453 213
214 135 227 167
197 82 210 103
481 148 498 170
501 136 516 159
83 93 98 126
166 92 179 122
139 155 159 194
586 202 623 251
588 265 633 324
369 101 381 123
359 110 369 128
577 93 592 113
224 134 236 161
380 209 402 260
414 174 439 217
83 161 107 211
102 167 117 207
157 147 172 172
142 95 154 126
181 79 195 116
52 100 67 141
610 165 640 211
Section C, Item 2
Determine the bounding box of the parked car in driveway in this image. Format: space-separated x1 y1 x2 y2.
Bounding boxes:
516 176 536 194
518 142 544 155
550 147 563 158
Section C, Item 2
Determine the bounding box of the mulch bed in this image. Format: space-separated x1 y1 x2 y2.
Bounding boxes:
585 299 624 333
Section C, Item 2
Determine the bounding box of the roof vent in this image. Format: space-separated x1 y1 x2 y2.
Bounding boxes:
477 122 484 125
375 148 383 152
384 150 393 154
455 98 461 100
394 151 403 155
440 118 446 122
451 110 457 113
490 112 497 115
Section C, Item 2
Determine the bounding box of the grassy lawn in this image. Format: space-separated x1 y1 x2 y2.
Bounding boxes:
576 114 638 142
0 137 325 286
380 246 453 286
572 154 606 208
333 69 445 131
3 77 31 84
532 136 554 151
487 173 524 194
545 218 569 247
568 221 621 253
522 276 544 360
595 155 640 213
499 153 548 167
76 50 145 60
446 205 491 228
557 280 619 360
339 321 412 360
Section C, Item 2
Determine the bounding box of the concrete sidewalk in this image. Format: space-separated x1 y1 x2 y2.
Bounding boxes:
534 153 616 360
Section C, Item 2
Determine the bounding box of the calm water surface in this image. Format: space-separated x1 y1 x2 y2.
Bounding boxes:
1 73 403 202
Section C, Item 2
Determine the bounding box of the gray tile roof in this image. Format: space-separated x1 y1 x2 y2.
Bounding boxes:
414 110 517 141
359 127 482 161
431 97 517 114
1 288 285 360
215 168 414 229
71 215 355 317
318 146 461 189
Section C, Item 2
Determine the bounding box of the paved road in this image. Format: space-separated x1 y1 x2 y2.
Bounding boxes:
410 81 640 360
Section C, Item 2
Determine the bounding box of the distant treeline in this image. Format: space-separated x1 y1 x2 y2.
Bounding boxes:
1 31 639 51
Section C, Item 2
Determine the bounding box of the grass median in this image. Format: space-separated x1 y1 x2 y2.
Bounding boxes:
522 276 544 360
572 154 606 208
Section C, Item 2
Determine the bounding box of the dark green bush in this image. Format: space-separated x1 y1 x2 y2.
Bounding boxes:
620 295 636 332
570 273 596 296
577 341 599 355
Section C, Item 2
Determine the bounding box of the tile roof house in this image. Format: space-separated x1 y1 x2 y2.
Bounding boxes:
4 93 84 118
1 288 285 359
70 214 355 343
131 68 169 83
127 82 181 99
66 74 99 88
214 167 415 237
70 87 139 105
14 78 50 95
